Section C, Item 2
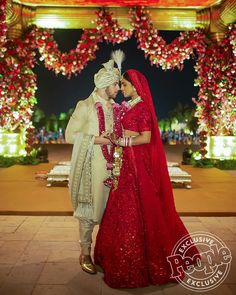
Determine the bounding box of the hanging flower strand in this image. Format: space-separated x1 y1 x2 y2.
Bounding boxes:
28 8 132 77
95 8 132 44
193 30 236 136
129 6 206 70
0 0 7 58
0 37 37 151
28 27 102 78
229 24 236 57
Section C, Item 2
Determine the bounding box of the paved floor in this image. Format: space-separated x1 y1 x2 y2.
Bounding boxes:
0 216 235 295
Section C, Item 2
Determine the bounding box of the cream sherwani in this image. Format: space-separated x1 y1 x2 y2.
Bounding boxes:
65 91 114 224
66 58 120 259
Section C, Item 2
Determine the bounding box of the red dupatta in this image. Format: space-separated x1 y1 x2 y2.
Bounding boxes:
126 69 177 213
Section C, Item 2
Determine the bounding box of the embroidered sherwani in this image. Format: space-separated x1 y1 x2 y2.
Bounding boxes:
65 91 114 224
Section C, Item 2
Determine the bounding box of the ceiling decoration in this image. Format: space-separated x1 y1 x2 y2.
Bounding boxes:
6 0 236 41
13 0 222 8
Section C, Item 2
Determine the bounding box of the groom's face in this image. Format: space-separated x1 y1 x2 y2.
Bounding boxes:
105 81 120 99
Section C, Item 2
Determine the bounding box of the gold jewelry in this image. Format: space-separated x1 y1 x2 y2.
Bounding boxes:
116 137 133 147
113 146 123 190
128 96 143 108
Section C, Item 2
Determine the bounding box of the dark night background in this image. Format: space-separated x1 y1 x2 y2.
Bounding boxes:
34 29 199 119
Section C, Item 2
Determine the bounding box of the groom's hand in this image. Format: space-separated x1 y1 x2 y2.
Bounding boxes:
106 133 118 145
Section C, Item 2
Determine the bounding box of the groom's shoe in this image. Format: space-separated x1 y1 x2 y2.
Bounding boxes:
79 254 97 275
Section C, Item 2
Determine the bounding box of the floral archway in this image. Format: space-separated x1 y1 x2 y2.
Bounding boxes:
0 1 235 157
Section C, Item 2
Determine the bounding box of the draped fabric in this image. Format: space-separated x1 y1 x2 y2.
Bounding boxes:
69 133 95 219
125 69 191 237
94 69 200 288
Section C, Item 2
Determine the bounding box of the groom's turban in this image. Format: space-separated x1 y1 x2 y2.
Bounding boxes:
94 59 120 89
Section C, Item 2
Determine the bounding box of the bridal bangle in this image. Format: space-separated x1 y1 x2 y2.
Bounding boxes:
118 137 132 147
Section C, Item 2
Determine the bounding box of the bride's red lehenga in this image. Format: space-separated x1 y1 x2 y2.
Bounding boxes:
94 70 200 288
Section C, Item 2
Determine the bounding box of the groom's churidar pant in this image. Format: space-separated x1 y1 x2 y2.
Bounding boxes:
79 218 97 255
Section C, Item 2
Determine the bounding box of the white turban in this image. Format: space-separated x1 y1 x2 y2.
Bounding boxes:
94 59 120 89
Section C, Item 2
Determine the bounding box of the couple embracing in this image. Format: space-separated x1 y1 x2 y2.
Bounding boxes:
65 51 200 289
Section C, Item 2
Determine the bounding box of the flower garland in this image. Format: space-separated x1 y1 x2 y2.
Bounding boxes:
193 28 236 136
29 8 131 77
129 7 206 70
0 0 7 58
28 27 102 78
129 7 235 139
95 101 122 168
0 40 37 132
95 8 132 44
95 101 122 188
229 24 236 57
0 30 37 149
0 6 129 149
0 0 38 150
1 1 235 156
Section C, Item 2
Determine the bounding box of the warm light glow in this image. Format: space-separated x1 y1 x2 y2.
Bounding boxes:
172 16 195 30
36 17 68 29
206 136 236 159
193 152 201 160
9 144 17 153
0 129 26 157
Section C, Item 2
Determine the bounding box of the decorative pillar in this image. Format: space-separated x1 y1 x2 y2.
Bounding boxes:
196 0 236 42
6 1 23 38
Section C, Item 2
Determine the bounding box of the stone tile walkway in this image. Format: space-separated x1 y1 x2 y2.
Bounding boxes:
0 216 235 295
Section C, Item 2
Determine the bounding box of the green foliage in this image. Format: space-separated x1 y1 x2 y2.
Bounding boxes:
191 154 236 170
215 159 236 170
191 157 215 168
0 148 40 168
158 118 172 131
0 157 17 168
32 107 71 132
159 103 198 132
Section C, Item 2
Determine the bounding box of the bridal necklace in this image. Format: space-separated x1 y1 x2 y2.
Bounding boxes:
128 96 143 108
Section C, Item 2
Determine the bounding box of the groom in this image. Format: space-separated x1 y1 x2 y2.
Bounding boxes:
65 59 120 274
